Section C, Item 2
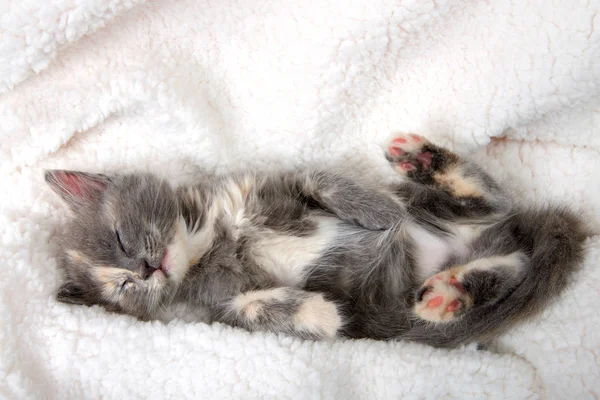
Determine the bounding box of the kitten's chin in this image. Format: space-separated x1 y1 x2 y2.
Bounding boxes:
153 268 168 279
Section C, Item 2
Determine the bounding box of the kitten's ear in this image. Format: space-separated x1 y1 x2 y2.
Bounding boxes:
45 170 111 211
56 281 88 305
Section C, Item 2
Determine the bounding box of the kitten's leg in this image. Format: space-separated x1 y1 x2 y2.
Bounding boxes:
413 253 527 323
385 134 511 219
215 287 343 340
290 171 407 230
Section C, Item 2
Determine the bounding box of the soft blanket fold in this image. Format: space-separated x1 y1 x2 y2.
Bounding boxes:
1 0 599 398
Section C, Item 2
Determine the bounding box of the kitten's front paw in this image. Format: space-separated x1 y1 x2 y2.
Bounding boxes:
385 134 433 175
414 269 473 323
293 293 342 340
384 134 459 183
231 288 343 340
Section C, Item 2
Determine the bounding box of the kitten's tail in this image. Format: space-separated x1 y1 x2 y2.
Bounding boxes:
402 205 591 347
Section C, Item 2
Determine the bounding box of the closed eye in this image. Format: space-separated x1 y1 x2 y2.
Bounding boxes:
120 277 133 291
116 229 129 257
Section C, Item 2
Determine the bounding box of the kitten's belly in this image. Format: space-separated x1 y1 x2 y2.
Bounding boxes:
407 223 482 282
250 216 341 287
247 214 482 287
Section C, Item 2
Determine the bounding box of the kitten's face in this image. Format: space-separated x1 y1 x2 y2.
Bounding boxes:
46 170 191 318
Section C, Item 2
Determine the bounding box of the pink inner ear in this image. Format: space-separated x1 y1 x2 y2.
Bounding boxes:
56 172 106 198
61 174 87 197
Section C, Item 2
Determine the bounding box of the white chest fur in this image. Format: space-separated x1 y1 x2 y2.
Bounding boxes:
250 217 340 287
408 223 483 282
202 178 340 287
211 177 253 238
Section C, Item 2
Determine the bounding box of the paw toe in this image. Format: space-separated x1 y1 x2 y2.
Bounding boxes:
446 299 461 312
449 277 465 292
388 145 405 157
416 151 432 170
399 161 415 171
410 134 423 143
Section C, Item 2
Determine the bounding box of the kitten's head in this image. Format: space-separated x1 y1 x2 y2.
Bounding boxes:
46 170 190 319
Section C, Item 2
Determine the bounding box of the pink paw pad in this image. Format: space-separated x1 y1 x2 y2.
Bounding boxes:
399 161 414 170
427 296 444 308
449 277 464 293
446 300 461 312
416 151 432 170
388 146 404 157
386 134 432 174
415 271 470 322
388 138 411 157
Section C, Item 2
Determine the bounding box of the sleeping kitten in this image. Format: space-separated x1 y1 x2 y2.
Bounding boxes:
45 134 588 347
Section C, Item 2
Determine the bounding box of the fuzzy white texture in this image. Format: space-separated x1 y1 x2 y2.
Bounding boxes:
1 0 599 398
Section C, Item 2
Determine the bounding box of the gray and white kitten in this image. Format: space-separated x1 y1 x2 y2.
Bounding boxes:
45 134 588 347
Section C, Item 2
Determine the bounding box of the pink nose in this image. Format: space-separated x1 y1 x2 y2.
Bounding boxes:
158 250 170 276
139 250 170 279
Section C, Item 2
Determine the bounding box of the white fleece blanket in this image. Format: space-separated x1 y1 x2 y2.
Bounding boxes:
1 0 599 398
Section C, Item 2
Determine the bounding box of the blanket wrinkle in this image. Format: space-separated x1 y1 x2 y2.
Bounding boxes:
1 0 599 398
0 0 146 93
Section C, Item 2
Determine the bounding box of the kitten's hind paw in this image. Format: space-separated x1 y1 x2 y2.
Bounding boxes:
414 269 473 323
414 254 526 323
